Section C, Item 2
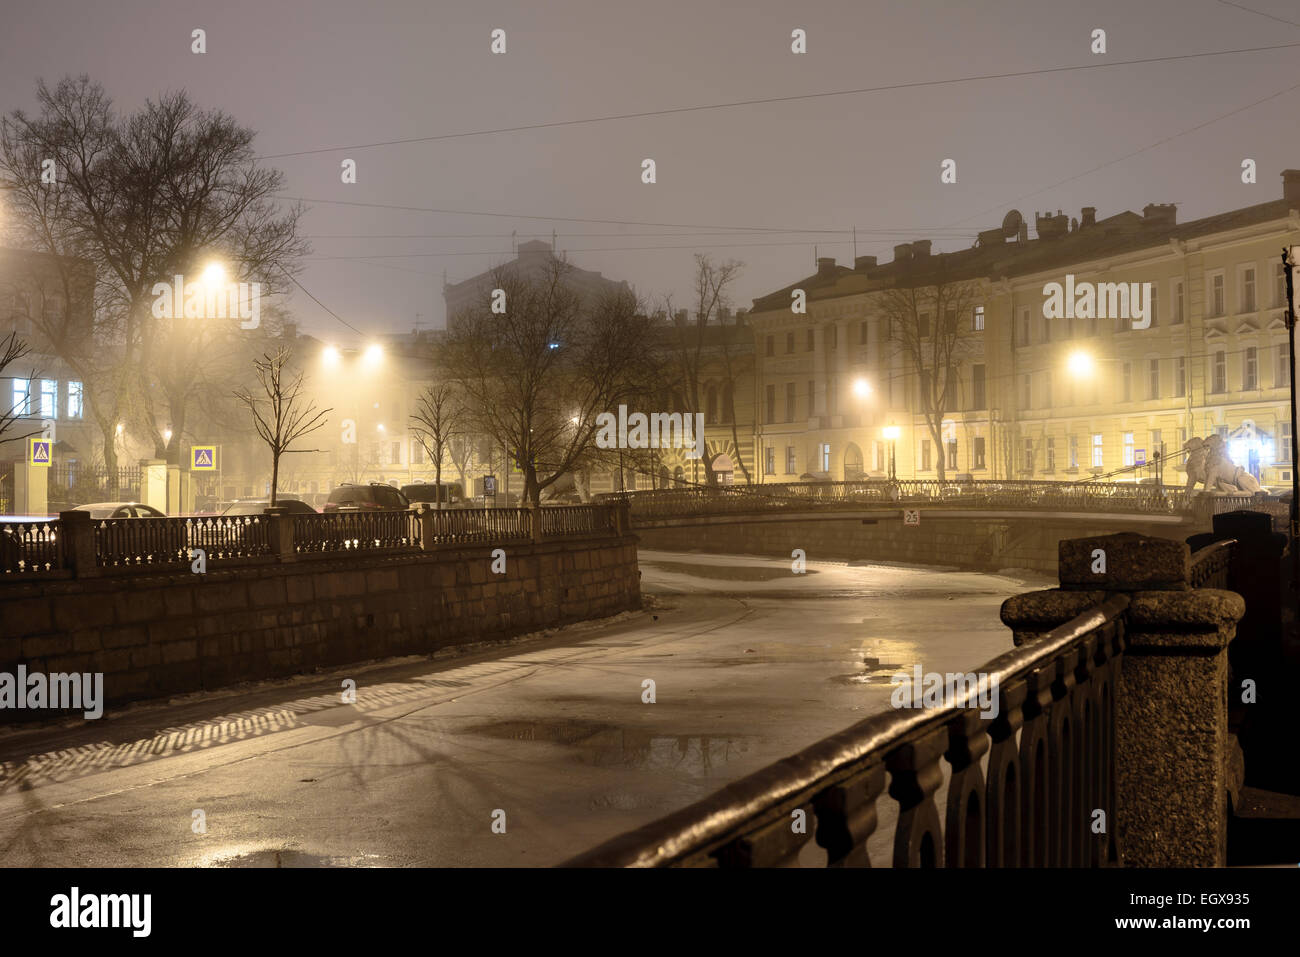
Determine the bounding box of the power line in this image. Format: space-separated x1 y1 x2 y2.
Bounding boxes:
278 265 367 337
1215 0 1300 29
256 40 1300 160
948 77 1300 227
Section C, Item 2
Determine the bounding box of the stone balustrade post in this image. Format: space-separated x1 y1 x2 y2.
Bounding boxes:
417 504 437 551
58 509 99 578
264 506 296 562
1001 531 1244 867
530 506 544 544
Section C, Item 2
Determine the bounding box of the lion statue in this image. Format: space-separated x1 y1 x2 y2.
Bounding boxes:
1184 434 1261 493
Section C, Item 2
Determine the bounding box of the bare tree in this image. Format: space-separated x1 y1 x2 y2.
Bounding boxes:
662 255 747 485
0 75 309 467
233 348 331 506
0 331 42 447
410 381 460 509
447 258 657 507
878 258 981 482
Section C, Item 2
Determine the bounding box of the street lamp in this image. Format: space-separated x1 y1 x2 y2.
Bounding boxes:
852 377 873 399
882 423 900 481
1282 246 1299 590
1066 350 1094 379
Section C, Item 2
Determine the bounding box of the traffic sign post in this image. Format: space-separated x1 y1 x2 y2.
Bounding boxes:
191 446 218 471
28 438 52 466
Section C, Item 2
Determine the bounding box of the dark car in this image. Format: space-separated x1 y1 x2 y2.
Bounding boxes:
72 501 167 519
221 498 317 516
323 483 410 511
400 482 464 507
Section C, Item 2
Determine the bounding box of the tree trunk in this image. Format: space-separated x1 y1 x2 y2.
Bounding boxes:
270 453 280 506
435 457 443 510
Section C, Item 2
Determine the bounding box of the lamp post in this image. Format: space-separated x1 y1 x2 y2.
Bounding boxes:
882 423 900 481
1283 247 1299 591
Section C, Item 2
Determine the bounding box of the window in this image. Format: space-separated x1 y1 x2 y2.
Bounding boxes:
921 439 932 471
1211 274 1225 317
807 329 815 351
1069 434 1079 469
1044 369 1052 409
1122 363 1131 402
765 336 774 357
920 370 932 409
11 378 29 416
918 313 931 338
1242 267 1256 313
785 382 796 423
1152 429 1162 462
807 380 816 416
1092 433 1104 468
722 382 734 423
1282 422 1293 464
1018 307 1030 347
1021 374 1031 410
1280 342 1291 389
764 446 776 475
859 321 867 345
785 332 794 354
67 380 83 419
1023 438 1034 472
765 384 776 423
390 441 401 465
1277 262 1288 308
971 364 986 410
947 439 959 470
973 436 986 469
1148 284 1158 327
39 379 57 419
1175 356 1186 397
1244 346 1258 390
1211 351 1226 394
827 325 837 349
972 305 984 331
1042 312 1052 343
705 386 718 424
821 443 831 472
1123 432 1135 467
785 446 796 474
1173 279 1184 324
828 377 838 416
1148 358 1159 399
411 441 424 465
1046 436 1056 471
873 442 884 472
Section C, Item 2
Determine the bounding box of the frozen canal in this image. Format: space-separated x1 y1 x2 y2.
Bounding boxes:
0 550 1050 866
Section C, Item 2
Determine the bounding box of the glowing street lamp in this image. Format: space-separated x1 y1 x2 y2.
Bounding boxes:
882 423 900 481
321 345 341 369
852 378 873 399
1067 350 1095 378
362 343 384 369
199 261 227 288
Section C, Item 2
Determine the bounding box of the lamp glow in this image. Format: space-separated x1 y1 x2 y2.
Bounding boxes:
852 378 872 398
883 425 901 441
1067 350 1094 378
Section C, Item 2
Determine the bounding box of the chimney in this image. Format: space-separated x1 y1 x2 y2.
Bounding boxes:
893 243 912 264
854 255 877 272
1035 211 1068 240
1283 169 1300 203
817 257 837 277
1081 206 1096 228
1142 203 1177 228
911 240 931 257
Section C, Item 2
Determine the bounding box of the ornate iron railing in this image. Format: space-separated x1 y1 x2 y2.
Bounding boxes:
540 504 615 537
293 511 420 554
1189 539 1236 589
94 517 189 569
0 520 63 575
564 595 1130 868
422 507 533 545
183 515 275 560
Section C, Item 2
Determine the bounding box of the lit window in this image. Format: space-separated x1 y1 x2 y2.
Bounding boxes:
1092 433 1104 468
67 381 83 419
1244 347 1258 390
821 443 831 472
39 379 57 419
1123 432 1135 467
11 378 30 416
972 305 984 331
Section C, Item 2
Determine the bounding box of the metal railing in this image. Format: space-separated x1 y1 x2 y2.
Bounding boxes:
293 511 420 554
599 479 1277 523
540 504 616 537
1189 539 1236 589
565 595 1131 867
0 520 63 575
421 507 533 546
95 516 188 569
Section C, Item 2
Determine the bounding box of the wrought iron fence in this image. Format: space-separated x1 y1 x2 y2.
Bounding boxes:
293 511 419 554
183 515 275 560
539 504 615 537
94 516 189 569
46 464 143 509
422 507 533 545
565 594 1131 868
1189 539 1236 589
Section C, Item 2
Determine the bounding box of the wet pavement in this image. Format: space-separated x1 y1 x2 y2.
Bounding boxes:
0 550 1050 866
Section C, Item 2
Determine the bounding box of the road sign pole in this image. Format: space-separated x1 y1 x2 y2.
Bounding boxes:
1284 247 1299 592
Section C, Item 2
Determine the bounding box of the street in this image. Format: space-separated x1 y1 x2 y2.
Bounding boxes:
0 551 1048 867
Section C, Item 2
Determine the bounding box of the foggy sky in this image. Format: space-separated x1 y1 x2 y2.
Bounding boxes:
2 0 1298 344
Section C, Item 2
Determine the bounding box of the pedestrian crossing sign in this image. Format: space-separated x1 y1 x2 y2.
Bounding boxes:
28 437 52 466
191 446 218 471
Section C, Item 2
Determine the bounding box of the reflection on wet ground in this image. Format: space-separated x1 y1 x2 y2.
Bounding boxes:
464 718 751 776
205 846 387 867
641 559 819 581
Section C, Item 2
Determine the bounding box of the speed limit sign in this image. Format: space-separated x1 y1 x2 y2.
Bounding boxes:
903 509 920 526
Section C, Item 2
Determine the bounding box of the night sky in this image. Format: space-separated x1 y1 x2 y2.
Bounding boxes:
2 0 1298 343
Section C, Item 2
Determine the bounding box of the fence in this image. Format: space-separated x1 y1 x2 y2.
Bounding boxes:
566 531 1246 868
0 503 629 577
46 464 143 510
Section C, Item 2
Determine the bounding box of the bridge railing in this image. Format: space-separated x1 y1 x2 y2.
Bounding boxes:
565 531 1246 868
600 480 1278 523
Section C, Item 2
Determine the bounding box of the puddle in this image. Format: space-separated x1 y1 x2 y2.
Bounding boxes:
207 848 386 867
464 719 751 775
834 655 910 686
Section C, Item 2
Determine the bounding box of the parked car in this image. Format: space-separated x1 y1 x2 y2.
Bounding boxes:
323 483 410 511
220 498 316 516
400 482 464 507
72 502 167 519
